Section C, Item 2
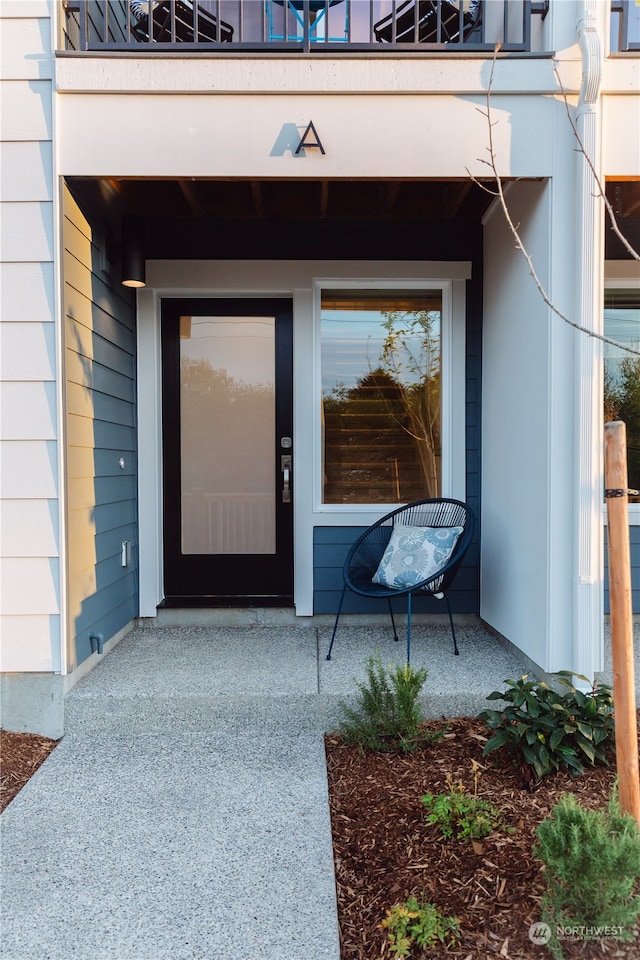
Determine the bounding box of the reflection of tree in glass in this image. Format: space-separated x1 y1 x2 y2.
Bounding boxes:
180 357 273 494
323 310 441 502
604 350 640 500
378 310 441 498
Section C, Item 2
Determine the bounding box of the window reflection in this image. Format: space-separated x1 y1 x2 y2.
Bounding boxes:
604 289 640 503
321 291 442 504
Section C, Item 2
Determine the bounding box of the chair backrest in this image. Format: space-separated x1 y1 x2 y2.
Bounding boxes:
344 497 475 595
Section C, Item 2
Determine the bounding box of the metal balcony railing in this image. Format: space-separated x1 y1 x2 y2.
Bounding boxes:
61 1 550 54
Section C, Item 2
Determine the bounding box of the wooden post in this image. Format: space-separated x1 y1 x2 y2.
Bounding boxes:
604 421 640 827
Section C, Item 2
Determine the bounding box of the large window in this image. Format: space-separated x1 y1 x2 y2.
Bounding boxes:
320 290 442 504
604 288 640 504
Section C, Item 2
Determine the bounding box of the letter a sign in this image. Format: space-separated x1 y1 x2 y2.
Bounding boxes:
295 121 325 155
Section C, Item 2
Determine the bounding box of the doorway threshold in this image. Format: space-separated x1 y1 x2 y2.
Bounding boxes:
159 596 294 608
155 606 302 628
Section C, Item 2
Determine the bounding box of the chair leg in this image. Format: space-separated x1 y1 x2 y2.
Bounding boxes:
326 585 347 660
445 594 460 655
387 599 399 643
406 591 412 665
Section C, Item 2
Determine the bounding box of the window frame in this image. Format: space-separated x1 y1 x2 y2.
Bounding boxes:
603 275 640 525
313 278 459 515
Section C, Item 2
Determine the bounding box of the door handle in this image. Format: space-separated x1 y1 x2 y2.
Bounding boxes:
281 455 292 503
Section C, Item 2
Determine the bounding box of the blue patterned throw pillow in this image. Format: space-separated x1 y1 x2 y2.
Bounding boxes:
372 524 463 589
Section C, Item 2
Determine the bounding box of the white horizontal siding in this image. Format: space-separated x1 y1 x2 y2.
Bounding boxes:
0 322 55 380
0 441 58 498
0 557 59 615
1 3 60 679
0 615 60 673
0 262 55 320
0 382 57 439
0 498 59 556
1 141 53 200
0 79 52 140
0 16 52 81
0 200 53 261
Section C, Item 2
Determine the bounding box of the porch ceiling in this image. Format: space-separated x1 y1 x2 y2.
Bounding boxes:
67 177 639 261
84 177 501 222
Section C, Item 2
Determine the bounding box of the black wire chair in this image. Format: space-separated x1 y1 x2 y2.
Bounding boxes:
325 498 475 664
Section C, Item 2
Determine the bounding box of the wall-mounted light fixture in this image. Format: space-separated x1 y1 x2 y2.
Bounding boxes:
121 217 146 288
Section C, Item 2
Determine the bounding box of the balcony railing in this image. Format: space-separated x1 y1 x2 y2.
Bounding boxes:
62 1 550 54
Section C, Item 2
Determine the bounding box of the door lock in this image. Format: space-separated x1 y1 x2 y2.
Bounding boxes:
281 454 292 503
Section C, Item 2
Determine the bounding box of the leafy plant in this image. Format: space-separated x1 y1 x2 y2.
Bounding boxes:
477 672 615 781
421 763 510 841
337 651 438 753
534 788 640 959
381 895 461 957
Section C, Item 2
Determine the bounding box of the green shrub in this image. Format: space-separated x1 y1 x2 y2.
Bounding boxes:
477 672 614 781
534 789 640 958
337 652 438 753
381 895 461 957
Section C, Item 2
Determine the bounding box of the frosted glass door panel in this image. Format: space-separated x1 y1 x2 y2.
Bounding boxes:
179 315 276 554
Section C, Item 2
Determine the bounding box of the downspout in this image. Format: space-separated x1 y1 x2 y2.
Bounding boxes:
572 0 605 680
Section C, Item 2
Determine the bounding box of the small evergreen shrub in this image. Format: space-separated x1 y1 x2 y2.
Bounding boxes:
337 651 438 753
381 895 461 957
477 672 615 781
534 789 640 959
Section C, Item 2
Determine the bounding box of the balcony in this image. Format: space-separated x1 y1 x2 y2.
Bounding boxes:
62 0 551 54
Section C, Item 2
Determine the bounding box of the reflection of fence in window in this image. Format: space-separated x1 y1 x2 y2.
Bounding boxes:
181 492 275 554
604 288 640 502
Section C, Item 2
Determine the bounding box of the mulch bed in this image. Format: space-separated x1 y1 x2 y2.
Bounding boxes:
0 730 60 813
325 716 640 960
2 719 639 958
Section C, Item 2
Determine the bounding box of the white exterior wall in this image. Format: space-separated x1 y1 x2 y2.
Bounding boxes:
0 1 62 674
481 180 578 674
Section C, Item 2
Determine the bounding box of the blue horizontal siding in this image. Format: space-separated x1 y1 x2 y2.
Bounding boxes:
74 591 139 663
604 524 640 613
313 526 479 616
65 185 139 668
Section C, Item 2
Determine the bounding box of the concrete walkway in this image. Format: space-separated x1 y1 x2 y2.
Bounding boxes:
1 616 637 960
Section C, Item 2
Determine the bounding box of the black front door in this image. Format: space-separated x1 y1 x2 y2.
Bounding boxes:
161 298 293 604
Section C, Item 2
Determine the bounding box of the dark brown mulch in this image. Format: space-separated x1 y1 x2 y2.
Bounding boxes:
0 729 60 813
325 715 640 960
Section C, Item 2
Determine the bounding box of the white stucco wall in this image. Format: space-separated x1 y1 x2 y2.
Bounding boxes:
0 1 63 674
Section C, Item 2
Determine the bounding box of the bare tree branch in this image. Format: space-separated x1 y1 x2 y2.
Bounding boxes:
467 44 640 359
553 61 639 262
